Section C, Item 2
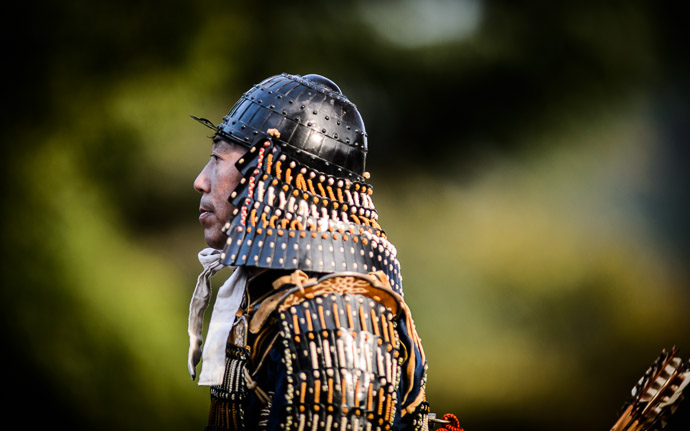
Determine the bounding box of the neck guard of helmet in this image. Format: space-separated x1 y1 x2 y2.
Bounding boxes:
219 136 402 294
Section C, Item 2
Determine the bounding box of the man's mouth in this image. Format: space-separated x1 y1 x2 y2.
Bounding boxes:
199 206 214 222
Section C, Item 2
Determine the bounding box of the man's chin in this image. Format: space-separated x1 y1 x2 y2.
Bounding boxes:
204 229 228 250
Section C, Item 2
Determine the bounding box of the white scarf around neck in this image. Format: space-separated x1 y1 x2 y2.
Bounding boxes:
187 248 249 386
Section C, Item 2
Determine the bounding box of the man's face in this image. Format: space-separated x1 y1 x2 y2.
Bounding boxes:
194 138 247 249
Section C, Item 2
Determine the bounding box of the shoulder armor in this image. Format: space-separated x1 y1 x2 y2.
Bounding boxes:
248 270 427 431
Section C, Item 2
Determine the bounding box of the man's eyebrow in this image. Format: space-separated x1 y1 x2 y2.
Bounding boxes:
212 137 247 153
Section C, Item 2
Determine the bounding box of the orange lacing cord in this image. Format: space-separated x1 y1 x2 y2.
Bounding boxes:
440 413 464 431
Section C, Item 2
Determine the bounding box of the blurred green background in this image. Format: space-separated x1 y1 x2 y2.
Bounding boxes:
2 1 689 429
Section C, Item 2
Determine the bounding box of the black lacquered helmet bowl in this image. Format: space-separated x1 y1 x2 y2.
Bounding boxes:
215 73 368 182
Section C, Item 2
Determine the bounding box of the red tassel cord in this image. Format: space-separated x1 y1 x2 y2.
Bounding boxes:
440 413 464 431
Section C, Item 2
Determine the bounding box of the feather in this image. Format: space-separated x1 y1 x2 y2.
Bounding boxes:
611 347 689 431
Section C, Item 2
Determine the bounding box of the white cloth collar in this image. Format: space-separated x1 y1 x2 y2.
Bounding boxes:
187 248 249 386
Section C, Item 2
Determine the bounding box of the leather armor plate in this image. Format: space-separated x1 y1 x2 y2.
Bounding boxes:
247 271 428 431
278 291 402 431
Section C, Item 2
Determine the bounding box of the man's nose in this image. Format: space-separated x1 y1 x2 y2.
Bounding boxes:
194 164 211 193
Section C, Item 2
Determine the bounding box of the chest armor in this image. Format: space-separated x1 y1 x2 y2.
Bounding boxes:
207 271 428 431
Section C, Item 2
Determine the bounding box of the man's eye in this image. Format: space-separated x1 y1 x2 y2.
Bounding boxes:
210 154 220 161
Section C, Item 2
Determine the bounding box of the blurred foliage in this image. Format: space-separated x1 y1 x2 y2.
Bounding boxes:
2 0 689 430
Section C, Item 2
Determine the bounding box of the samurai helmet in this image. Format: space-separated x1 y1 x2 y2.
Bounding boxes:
193 73 368 182
192 73 402 292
